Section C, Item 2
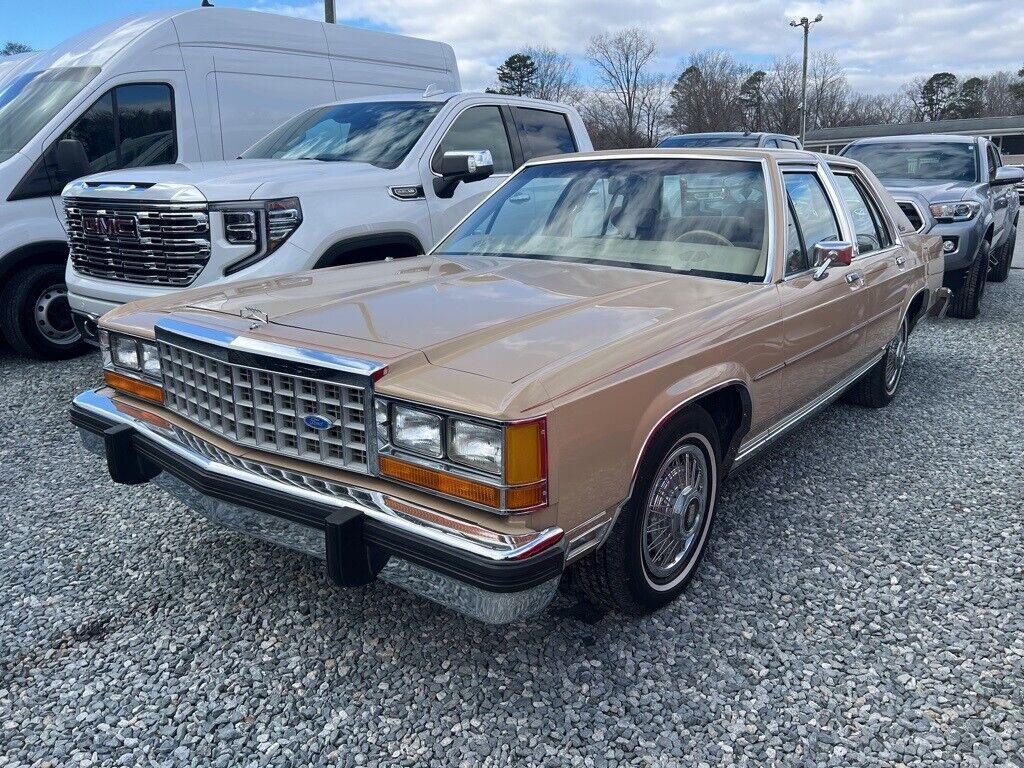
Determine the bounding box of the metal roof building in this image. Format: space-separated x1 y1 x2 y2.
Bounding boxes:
806 115 1024 162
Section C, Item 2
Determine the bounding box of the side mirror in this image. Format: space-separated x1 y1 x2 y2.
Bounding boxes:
812 240 855 280
54 138 90 183
433 149 494 199
992 166 1024 187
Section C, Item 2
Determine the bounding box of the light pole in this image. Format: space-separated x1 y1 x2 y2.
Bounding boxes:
790 13 823 144
325 0 336 23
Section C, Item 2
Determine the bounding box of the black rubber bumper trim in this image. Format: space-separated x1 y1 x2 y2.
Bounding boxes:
70 403 565 593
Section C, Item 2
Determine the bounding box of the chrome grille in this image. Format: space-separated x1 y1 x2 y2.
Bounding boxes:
897 201 925 233
158 341 369 473
65 197 211 287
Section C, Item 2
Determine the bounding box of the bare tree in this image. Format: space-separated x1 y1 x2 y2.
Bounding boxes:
806 52 851 131
524 46 581 103
764 56 803 135
637 74 670 145
586 27 659 147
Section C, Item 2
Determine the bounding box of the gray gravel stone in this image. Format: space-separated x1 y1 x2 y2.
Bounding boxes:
2 273 1024 767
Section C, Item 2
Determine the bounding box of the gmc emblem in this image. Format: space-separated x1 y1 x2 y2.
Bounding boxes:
82 214 138 238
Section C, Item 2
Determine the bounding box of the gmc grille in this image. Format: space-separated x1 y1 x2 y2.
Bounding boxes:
158 341 369 473
65 197 211 287
897 201 925 233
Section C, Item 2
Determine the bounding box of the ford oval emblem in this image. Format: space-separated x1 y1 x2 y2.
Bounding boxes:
303 414 334 431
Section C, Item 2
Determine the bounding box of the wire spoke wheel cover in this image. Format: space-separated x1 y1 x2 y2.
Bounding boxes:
884 317 908 395
640 439 713 586
33 283 79 346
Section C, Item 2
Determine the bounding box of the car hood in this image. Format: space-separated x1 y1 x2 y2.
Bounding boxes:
125 255 754 385
878 178 974 203
70 158 391 202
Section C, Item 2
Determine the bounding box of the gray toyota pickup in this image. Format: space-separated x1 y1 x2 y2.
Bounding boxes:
841 135 1023 318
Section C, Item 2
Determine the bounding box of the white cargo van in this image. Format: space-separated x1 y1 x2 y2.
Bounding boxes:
0 7 459 359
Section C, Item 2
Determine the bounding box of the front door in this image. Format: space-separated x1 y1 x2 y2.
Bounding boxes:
777 169 872 415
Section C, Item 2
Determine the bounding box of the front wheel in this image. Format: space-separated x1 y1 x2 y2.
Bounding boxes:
0 264 89 360
947 242 988 319
573 406 720 615
845 315 908 408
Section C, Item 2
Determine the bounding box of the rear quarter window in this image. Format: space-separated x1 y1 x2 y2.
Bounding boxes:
513 107 577 160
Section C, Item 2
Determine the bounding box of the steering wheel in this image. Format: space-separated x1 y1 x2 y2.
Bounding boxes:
674 229 734 247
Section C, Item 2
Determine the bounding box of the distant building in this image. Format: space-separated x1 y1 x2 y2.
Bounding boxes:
806 116 1024 163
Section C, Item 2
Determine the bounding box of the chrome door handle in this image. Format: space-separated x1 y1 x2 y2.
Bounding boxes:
895 255 907 267
846 272 864 285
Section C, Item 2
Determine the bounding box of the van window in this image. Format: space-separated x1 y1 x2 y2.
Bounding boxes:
55 83 175 179
513 107 576 160
0 66 100 164
432 106 514 174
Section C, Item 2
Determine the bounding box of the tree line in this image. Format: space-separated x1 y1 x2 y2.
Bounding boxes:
488 28 1024 149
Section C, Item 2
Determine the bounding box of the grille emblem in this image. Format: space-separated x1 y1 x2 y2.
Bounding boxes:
303 414 335 431
81 214 138 238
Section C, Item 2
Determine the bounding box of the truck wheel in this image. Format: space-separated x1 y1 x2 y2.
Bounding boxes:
987 227 1015 283
947 241 988 319
846 315 908 408
573 406 720 615
0 264 88 360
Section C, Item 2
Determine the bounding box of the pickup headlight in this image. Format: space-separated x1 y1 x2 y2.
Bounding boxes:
929 201 980 222
375 398 548 513
99 329 165 403
217 197 303 275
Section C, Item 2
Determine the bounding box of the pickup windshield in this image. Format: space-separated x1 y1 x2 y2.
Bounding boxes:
435 158 770 282
241 101 442 168
0 66 100 164
842 141 979 183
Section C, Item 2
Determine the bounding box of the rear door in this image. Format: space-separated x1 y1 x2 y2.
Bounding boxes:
777 165 870 413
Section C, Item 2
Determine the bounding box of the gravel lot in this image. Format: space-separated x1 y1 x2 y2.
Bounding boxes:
2 272 1023 768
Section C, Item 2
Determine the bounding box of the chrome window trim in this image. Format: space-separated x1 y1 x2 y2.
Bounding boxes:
779 163 852 279
827 167 903 252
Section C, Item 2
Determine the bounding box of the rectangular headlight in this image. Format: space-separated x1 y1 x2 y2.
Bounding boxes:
392 404 443 458
113 335 141 370
448 419 502 475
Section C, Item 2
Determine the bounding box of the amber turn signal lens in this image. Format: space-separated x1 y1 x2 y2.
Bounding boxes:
379 456 502 508
104 370 164 404
505 418 547 485
505 482 548 511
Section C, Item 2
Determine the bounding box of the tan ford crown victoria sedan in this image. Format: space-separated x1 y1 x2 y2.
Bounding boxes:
71 148 948 623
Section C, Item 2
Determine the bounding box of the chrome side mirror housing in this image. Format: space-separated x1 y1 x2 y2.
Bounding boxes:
812 241 855 281
433 150 495 198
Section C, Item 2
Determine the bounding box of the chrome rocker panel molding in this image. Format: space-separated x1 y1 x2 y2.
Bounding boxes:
70 388 563 624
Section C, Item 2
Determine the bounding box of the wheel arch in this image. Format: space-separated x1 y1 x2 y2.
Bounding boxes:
906 287 929 333
312 232 426 269
0 240 69 284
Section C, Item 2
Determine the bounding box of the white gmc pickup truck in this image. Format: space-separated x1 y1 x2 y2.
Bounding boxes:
64 91 591 342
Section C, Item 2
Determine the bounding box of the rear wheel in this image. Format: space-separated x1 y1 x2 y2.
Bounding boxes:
845 315 908 408
573 407 720 615
987 226 1015 283
0 264 88 360
947 241 988 319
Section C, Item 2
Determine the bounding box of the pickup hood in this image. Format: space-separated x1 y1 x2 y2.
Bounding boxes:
70 158 392 202
878 178 974 203
133 256 753 384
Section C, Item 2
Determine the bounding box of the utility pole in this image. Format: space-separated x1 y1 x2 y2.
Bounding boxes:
789 14 822 144
325 0 336 23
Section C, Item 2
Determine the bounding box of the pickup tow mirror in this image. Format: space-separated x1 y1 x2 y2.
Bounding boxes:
812 240 855 281
992 166 1024 187
433 149 494 198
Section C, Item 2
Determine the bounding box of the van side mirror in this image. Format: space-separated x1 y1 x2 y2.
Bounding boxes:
812 240 855 280
433 150 494 199
54 138 91 183
993 166 1024 187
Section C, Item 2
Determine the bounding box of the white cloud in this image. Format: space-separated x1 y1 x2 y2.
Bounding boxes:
253 0 1024 94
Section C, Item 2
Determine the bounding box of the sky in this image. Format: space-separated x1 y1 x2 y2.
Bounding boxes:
2 0 1023 94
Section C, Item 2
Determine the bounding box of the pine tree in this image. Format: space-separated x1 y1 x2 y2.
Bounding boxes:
495 54 538 97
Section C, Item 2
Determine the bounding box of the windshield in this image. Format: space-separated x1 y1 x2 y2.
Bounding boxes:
241 101 442 168
842 141 979 183
0 66 99 163
435 158 770 282
660 135 759 148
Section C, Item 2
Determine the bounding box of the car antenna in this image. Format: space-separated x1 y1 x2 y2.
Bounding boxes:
423 83 444 98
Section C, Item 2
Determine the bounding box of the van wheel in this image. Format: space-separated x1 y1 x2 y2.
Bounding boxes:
947 242 988 319
846 315 908 408
573 406 720 615
987 227 1015 283
0 264 88 360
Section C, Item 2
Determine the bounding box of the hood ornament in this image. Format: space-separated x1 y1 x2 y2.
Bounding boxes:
241 306 269 330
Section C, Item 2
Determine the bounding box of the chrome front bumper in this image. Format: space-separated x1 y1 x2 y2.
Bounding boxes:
71 389 564 623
